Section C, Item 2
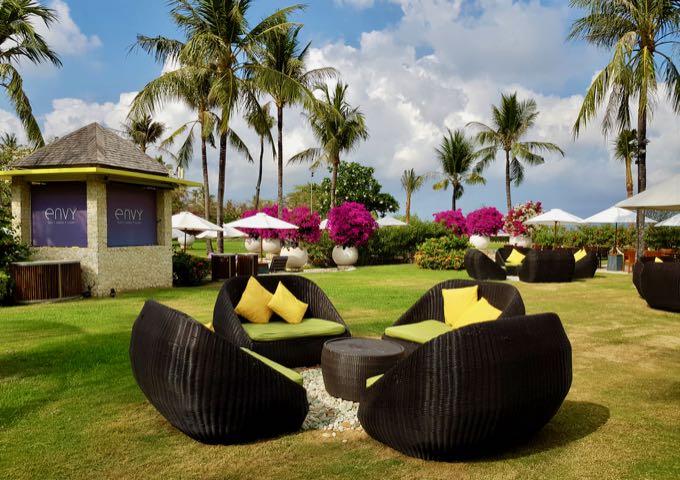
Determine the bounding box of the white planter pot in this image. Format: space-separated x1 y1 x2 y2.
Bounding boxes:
244 237 261 253
469 234 490 250
177 234 195 249
262 238 282 254
281 246 308 270
510 235 532 248
332 246 359 267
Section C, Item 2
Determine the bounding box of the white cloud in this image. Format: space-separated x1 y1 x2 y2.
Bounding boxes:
334 0 377 9
35 0 101 56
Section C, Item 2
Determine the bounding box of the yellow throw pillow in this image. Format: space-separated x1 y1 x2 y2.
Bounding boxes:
205 321 214 332
574 248 587 262
442 286 479 328
234 277 274 324
453 297 502 330
507 248 526 265
268 282 308 324
654 257 663 263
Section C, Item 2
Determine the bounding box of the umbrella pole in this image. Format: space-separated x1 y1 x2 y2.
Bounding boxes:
183 231 187 253
614 223 618 254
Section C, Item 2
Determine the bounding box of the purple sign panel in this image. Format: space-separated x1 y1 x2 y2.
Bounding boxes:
31 182 88 247
107 183 157 247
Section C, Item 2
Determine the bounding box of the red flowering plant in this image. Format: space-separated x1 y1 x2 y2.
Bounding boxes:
280 206 321 247
328 202 377 248
503 201 543 236
239 204 288 239
466 207 504 237
433 209 467 236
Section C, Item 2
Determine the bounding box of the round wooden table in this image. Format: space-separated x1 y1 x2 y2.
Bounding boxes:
321 337 404 402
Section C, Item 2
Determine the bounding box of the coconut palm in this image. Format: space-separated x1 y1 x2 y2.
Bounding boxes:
569 0 680 253
613 129 638 198
289 82 369 208
431 129 486 211
0 1 61 147
244 100 275 209
400 169 424 224
468 93 564 212
124 114 166 153
253 23 335 216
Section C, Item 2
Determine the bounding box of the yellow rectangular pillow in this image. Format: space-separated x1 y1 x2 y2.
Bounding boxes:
268 282 308 324
234 277 274 324
574 248 587 262
442 285 478 328
453 297 502 330
507 248 525 265
654 257 663 263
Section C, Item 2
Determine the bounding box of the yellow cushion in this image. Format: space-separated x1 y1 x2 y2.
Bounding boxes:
241 348 303 386
453 297 502 330
267 282 308 324
234 277 274 324
654 257 663 263
574 248 587 262
366 374 383 388
205 321 214 332
442 286 479 328
506 248 526 265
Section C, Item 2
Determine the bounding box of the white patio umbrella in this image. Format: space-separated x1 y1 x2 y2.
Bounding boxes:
196 224 247 239
319 218 328 230
616 174 680 211
376 216 407 227
582 206 656 251
656 213 680 227
172 211 223 251
171 229 183 239
225 212 298 257
525 208 584 247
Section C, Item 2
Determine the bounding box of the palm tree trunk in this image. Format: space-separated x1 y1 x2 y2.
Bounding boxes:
255 136 264 209
277 103 284 216
216 132 227 253
505 150 512 212
451 186 456 210
330 156 339 208
625 156 633 198
636 104 647 257
405 192 411 224
201 136 212 255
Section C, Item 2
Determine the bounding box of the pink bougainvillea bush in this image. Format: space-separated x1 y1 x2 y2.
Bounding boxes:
281 206 321 246
433 209 467 236
466 207 504 237
328 202 377 248
504 201 543 236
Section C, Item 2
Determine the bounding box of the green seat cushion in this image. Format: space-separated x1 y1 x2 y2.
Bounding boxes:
242 318 346 342
241 348 303 386
504 259 523 267
366 374 383 388
384 320 453 344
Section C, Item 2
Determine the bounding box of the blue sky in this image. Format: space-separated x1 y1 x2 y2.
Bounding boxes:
2 0 679 219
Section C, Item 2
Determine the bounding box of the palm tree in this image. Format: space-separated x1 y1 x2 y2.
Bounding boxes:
124 114 166 153
0 1 61 147
468 92 564 212
289 82 369 208
613 129 638 198
431 129 486 211
253 23 335 216
400 169 424 224
569 0 680 253
244 100 275 209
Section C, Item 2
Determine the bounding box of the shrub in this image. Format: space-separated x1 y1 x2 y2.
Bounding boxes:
645 226 680 250
307 231 335 267
328 202 377 247
414 235 470 270
504 201 543 236
0 271 10 303
172 251 210 286
433 209 467 235
466 207 504 236
357 220 450 265
531 225 638 250
281 206 321 246
0 209 30 272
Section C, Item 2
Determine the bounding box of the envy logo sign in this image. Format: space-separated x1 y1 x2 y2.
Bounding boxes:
114 208 144 224
44 207 77 224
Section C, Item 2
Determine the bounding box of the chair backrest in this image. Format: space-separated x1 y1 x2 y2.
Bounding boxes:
269 256 289 273
518 250 575 283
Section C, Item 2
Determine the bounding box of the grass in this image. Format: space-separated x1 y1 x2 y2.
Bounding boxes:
1 266 679 479
176 238 248 257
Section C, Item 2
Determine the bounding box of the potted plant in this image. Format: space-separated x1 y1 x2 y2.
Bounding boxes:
280 206 321 270
504 201 543 247
466 207 504 249
327 202 377 267
433 209 467 236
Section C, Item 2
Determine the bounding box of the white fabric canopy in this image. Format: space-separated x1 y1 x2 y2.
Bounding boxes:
582 206 656 225
656 213 680 227
319 219 328 230
376 216 407 227
225 212 298 230
171 228 183 239
196 224 247 239
524 208 584 225
171 211 223 233
616 174 680 211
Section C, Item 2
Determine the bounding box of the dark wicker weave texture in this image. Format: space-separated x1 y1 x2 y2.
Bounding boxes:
213 275 351 367
235 254 258 276
639 262 680 312
465 249 507 280
573 251 599 279
360 312 572 460
633 257 678 296
129 300 309 444
494 245 531 275
517 250 575 283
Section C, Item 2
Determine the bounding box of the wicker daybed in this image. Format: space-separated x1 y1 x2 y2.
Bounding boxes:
518 250 575 283
129 300 309 444
464 249 507 280
637 261 680 312
573 251 599 279
212 275 350 367
494 245 531 275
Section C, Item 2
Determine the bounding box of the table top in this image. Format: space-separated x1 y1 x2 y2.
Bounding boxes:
323 337 404 358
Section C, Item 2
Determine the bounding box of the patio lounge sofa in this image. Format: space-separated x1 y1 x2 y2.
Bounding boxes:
213 275 350 367
637 260 680 312
464 249 507 281
360 311 572 460
382 279 525 356
518 250 575 283
495 245 531 275
130 300 309 444
573 250 599 279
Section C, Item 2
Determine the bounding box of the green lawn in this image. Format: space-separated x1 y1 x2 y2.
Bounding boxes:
1 266 679 479
177 238 248 257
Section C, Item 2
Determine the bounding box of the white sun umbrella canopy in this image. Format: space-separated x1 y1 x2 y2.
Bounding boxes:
616 174 680 211
172 211 223 251
656 213 680 227
319 218 328 230
583 206 656 251
196 224 247 239
376 216 407 228
225 212 298 257
525 208 584 247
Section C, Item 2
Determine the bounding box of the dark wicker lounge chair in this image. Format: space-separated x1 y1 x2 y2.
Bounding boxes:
633 256 677 296
517 250 575 283
129 300 309 444
573 251 599 279
383 279 525 356
638 261 680 312
464 249 507 280
360 312 572 460
268 255 289 273
213 275 350 367
494 245 531 275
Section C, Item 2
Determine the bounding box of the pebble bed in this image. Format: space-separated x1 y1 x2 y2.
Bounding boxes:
300 368 362 432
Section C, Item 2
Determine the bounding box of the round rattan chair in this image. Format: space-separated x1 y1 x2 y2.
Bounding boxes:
464 249 507 281
518 250 575 283
494 245 531 275
360 312 572 461
638 261 680 312
212 275 350 367
573 251 599 279
130 300 309 444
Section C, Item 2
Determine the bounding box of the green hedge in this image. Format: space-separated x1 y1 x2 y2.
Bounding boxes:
172 251 211 286
644 226 680 250
414 235 470 270
532 225 638 249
